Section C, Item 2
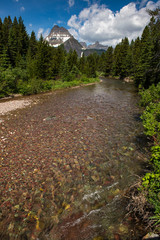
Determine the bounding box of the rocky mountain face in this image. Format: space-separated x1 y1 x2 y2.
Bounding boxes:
45 25 72 47
63 37 83 56
45 25 108 56
87 41 108 51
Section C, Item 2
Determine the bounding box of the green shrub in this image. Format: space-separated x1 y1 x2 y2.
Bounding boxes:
42 80 54 91
151 146 160 173
140 83 160 229
141 102 160 142
139 82 160 107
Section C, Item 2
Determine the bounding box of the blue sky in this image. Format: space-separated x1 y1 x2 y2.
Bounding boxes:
0 0 160 45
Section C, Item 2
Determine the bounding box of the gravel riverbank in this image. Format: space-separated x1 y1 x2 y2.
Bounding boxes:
0 99 32 116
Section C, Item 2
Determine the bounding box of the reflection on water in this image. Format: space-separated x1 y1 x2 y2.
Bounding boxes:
0 78 149 239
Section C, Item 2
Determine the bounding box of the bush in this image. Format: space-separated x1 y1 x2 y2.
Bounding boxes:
42 80 54 91
141 102 160 142
140 82 160 229
18 78 44 95
139 82 160 107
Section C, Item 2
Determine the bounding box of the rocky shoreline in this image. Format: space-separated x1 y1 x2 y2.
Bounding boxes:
0 98 32 116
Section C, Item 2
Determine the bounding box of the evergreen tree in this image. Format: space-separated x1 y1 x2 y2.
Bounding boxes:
104 46 113 76
67 49 78 71
60 58 70 81
132 37 141 84
34 35 52 79
112 43 121 77
85 54 97 78
78 52 85 74
2 16 12 47
135 26 153 87
0 18 3 55
71 65 80 78
0 47 10 69
125 44 133 76
118 37 130 79
26 31 38 78
148 9 160 85
8 17 19 66
17 16 29 57
51 45 66 77
28 31 37 58
97 52 107 73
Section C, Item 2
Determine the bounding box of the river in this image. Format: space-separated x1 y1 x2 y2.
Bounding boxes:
0 78 150 240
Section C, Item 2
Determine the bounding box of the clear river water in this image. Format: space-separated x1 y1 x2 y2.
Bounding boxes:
0 78 150 240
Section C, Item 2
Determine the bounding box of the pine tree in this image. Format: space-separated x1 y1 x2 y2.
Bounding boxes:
51 45 66 77
67 49 78 71
34 35 52 79
112 43 121 77
28 31 37 58
119 37 130 79
2 16 12 47
85 54 97 78
0 47 10 69
0 18 3 55
8 17 19 66
136 26 154 87
104 46 113 76
78 52 85 74
148 8 160 85
17 16 29 57
26 31 38 78
60 58 70 81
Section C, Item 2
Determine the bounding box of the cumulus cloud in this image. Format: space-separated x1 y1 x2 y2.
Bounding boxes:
37 28 50 39
67 1 160 46
139 0 148 8
20 6 25 11
68 28 79 39
68 0 74 7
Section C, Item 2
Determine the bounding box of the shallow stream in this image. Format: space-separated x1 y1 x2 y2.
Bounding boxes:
0 78 150 239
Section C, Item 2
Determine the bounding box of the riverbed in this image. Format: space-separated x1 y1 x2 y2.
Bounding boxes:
0 78 150 239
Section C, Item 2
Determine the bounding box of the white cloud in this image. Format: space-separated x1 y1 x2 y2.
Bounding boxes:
68 0 74 7
67 1 160 46
29 23 32 28
20 6 25 11
68 28 79 39
139 0 148 8
37 28 44 39
57 20 63 24
37 28 51 39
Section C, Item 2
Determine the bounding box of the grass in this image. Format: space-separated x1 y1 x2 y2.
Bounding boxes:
52 76 100 91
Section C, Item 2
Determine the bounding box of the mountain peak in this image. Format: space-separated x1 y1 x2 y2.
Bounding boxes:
45 25 72 47
88 41 108 50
